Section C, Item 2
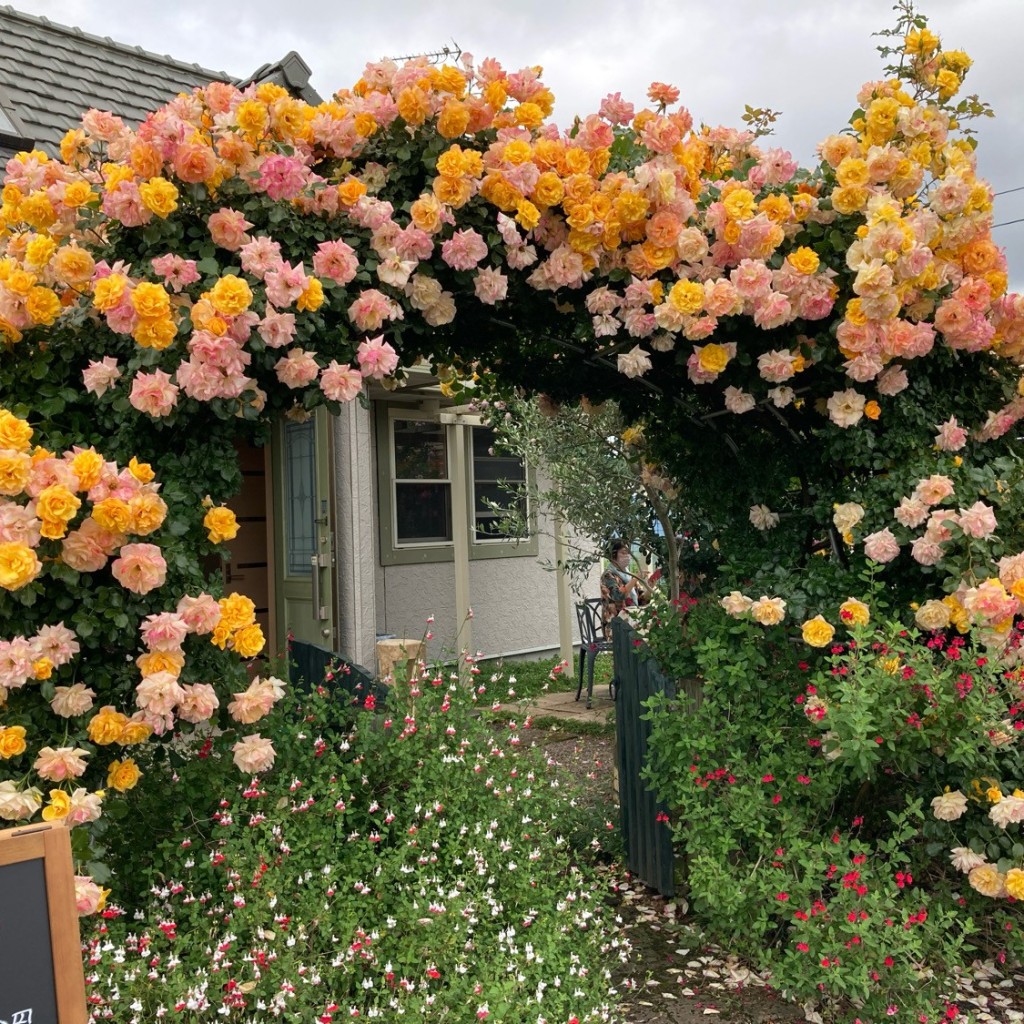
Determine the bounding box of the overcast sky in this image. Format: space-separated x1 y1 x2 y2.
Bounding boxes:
15 0 1024 289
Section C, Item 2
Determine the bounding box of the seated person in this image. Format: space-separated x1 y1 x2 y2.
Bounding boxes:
600 540 647 636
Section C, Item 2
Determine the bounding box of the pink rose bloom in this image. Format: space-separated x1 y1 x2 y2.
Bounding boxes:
62 522 115 571
258 309 297 349
135 671 185 717
275 348 321 389
312 239 359 285
27 457 78 498
34 622 79 667
129 370 179 418
264 261 309 308
647 81 680 106
172 143 218 184
441 229 488 271
934 417 968 451
757 350 796 383
232 733 276 774
356 335 399 379
227 679 276 724
752 292 793 330
102 180 150 227
963 579 1018 626
140 612 189 652
348 289 399 332
894 496 929 529
177 682 220 724
958 501 998 539
730 260 773 301
0 637 35 690
864 528 900 563
0 503 41 547
82 109 127 142
177 593 222 634
599 91 635 125
617 346 652 379
82 357 122 396
924 509 958 544
111 543 167 595
913 474 955 506
239 236 283 280
74 876 107 916
724 387 756 414
150 254 200 292
50 683 96 718
207 208 253 251
997 551 1024 589
66 787 103 826
473 267 508 305
34 746 89 782
910 537 944 566
393 225 434 262
843 353 884 383
320 361 363 402
256 154 308 201
876 365 909 396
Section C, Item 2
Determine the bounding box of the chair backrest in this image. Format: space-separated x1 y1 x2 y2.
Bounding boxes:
575 597 606 646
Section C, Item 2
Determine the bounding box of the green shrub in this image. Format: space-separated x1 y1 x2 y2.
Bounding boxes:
85 661 627 1022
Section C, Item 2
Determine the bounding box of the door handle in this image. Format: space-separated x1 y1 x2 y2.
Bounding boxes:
310 554 322 620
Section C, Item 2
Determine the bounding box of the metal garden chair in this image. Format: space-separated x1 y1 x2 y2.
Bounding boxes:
574 597 616 708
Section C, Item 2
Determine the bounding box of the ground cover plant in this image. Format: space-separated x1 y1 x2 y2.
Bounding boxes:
85 658 629 1022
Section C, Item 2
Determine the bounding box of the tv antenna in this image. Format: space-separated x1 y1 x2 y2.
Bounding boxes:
385 41 462 65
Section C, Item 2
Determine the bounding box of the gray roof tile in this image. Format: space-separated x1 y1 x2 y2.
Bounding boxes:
0 4 235 153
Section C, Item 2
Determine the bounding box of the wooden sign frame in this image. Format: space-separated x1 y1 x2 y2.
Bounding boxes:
0 822 87 1024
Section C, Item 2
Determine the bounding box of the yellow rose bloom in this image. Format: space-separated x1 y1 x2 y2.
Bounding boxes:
722 188 756 222
128 457 155 484
831 186 869 216
986 787 1003 804
0 725 27 758
130 281 171 321
0 542 42 590
41 789 71 821
236 99 269 136
210 620 232 650
136 650 185 677
296 277 325 313
19 192 56 229
139 177 179 218
0 449 31 496
87 707 130 746
62 181 94 208
25 286 61 326
71 449 104 491
514 102 544 130
133 317 177 351
232 622 266 659
515 199 541 232
91 497 132 534
864 400 881 420
437 100 470 139
935 68 960 102
698 343 730 375
92 273 127 312
129 491 167 536
106 758 142 792
0 410 33 452
208 275 253 317
337 178 368 207
118 719 153 745
219 592 256 631
786 247 820 275
836 157 870 188
667 279 705 316
801 615 836 648
204 505 239 544
1005 868 1024 901
25 235 57 267
839 598 870 627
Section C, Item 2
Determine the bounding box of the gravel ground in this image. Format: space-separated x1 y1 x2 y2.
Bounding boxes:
526 728 1024 1024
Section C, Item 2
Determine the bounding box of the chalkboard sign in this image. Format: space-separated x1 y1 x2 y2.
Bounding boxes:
0 823 87 1024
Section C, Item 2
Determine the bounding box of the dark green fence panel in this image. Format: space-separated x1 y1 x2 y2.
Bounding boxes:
613 619 675 897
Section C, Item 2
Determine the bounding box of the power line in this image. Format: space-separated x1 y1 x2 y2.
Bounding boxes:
994 186 1024 196
992 217 1024 229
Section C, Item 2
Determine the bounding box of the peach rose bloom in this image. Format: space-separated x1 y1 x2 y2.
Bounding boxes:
232 734 276 773
913 474 955 506
719 591 753 617
111 543 167 594
930 790 968 821
863 528 900 564
74 875 109 915
750 596 786 626
51 683 96 718
177 593 222 634
176 683 220 724
34 746 89 782
135 671 184 717
66 787 103 826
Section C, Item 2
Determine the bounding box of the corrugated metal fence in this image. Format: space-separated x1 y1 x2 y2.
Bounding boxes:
613 620 676 897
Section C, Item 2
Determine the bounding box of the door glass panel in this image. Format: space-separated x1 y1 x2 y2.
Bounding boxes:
284 419 316 575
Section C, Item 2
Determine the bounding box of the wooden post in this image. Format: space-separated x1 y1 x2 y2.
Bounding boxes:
448 420 472 657
554 513 574 666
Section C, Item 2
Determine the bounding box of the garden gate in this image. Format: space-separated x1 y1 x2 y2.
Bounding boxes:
613 620 676 897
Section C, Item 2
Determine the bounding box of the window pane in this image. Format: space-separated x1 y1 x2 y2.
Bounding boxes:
396 483 452 543
394 420 447 480
471 426 527 541
284 419 316 575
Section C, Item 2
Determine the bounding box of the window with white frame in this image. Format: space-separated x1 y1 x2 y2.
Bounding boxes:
471 426 527 542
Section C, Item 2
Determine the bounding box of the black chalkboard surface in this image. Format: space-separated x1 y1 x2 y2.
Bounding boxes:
0 856 60 1023
0 824 87 1024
